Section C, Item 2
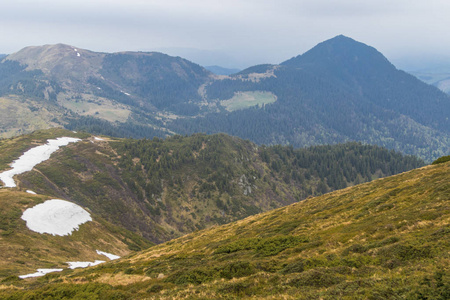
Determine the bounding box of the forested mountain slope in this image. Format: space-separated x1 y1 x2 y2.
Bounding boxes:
3 159 448 299
1 129 423 244
172 36 450 161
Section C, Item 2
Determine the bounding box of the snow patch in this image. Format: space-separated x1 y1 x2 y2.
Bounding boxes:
97 250 120 260
66 250 119 270
0 137 81 188
21 199 92 236
94 137 104 141
67 260 105 269
19 268 63 279
77 52 81 57
26 190 37 194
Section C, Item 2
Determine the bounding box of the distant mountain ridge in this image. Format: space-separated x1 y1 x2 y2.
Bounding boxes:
204 65 241 75
411 68 450 95
0 36 449 161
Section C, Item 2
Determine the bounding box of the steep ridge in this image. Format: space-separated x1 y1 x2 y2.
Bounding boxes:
1 129 423 244
2 160 448 299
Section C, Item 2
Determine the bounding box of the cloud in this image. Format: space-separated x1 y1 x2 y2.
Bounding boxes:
1 0 450 69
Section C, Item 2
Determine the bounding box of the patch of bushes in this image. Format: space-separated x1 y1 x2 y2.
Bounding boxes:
256 235 305 256
214 235 307 257
146 284 164 294
166 268 213 285
432 155 450 165
217 281 256 296
377 243 433 261
214 238 260 254
342 243 368 255
2 283 130 299
288 268 344 288
219 261 255 279
166 261 256 285
280 260 305 274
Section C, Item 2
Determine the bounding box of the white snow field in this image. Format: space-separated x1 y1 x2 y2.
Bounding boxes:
19 268 63 279
66 250 120 269
21 199 92 236
97 250 120 260
0 137 81 187
67 260 105 269
26 190 37 194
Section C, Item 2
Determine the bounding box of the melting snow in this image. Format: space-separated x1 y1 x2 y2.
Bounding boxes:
66 250 119 270
97 250 120 260
67 260 105 269
19 268 63 279
0 137 81 188
26 190 37 194
21 199 92 236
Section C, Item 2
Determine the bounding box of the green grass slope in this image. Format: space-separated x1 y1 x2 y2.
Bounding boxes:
2 162 448 299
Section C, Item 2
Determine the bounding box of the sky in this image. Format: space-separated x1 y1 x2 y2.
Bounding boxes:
1 0 450 70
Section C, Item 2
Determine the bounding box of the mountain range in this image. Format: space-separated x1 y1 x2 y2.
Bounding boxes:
0 35 449 162
410 68 450 95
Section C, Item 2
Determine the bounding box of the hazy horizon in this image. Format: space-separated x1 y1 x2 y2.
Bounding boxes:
1 0 450 70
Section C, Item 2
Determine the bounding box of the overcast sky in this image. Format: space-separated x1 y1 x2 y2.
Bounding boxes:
1 0 450 70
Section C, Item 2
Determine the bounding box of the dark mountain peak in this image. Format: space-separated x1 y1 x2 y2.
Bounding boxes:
204 65 241 75
282 35 393 72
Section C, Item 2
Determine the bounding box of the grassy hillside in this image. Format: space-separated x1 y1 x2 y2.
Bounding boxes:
0 189 151 282
2 161 448 299
5 131 423 243
0 128 153 280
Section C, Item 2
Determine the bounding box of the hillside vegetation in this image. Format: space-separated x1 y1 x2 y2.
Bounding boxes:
0 188 152 281
3 129 423 243
2 160 448 299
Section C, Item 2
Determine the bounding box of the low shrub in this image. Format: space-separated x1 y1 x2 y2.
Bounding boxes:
431 155 450 165
288 269 344 288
